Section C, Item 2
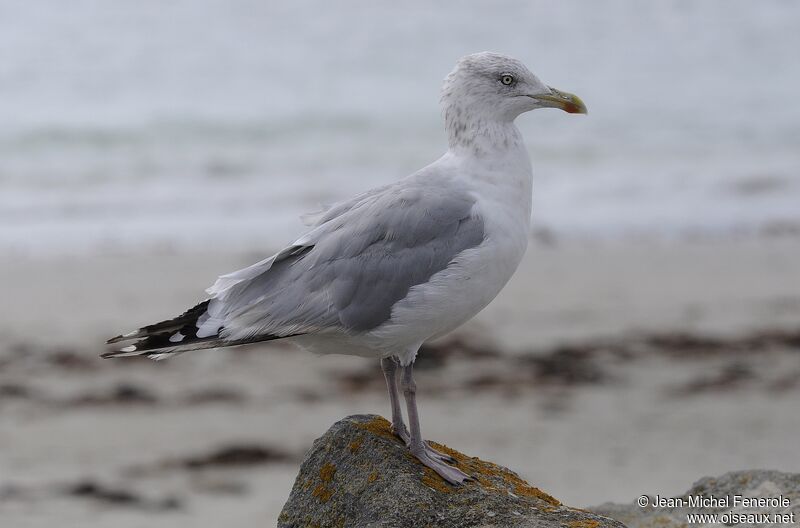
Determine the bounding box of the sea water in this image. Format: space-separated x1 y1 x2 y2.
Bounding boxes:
1 0 798 256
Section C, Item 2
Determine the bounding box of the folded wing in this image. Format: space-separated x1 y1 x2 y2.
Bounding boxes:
105 176 485 358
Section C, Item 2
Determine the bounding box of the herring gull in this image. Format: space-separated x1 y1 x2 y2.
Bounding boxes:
104 52 587 484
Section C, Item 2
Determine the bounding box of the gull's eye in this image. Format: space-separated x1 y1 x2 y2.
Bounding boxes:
500 74 515 86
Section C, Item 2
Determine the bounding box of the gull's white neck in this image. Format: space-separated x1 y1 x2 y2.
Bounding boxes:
443 111 533 221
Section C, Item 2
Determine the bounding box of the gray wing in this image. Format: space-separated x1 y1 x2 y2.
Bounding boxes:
299 182 392 227
202 177 485 341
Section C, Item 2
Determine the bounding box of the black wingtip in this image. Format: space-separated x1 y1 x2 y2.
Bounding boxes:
101 344 139 358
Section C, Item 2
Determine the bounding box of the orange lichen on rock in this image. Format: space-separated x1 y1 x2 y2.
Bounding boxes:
355 416 398 441
566 520 600 528
312 463 337 503
350 416 561 507
348 436 363 453
421 467 454 494
320 462 336 483
511 479 560 505
368 471 379 483
312 483 332 502
426 441 560 506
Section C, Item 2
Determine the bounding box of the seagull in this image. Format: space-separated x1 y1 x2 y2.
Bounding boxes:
104 52 586 484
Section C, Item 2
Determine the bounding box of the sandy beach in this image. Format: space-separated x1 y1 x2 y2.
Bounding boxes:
2 238 798 527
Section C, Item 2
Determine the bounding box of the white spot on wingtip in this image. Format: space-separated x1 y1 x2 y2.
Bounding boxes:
196 322 220 338
169 332 185 343
120 345 137 352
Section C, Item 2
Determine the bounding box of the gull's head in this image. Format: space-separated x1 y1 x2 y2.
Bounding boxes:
442 52 587 123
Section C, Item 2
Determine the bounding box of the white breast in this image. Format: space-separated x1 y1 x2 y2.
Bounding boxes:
365 144 533 361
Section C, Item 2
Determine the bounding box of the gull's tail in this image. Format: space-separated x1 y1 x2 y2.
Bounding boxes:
103 300 287 360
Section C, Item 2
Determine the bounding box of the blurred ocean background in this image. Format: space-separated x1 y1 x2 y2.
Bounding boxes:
2 0 799 256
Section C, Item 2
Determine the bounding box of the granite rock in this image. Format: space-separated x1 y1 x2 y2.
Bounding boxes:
593 470 800 528
279 414 626 528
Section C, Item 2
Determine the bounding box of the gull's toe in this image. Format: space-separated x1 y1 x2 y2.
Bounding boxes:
411 445 473 485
